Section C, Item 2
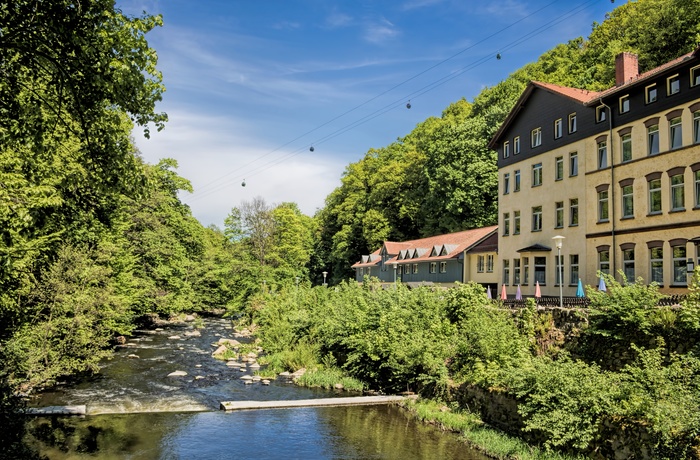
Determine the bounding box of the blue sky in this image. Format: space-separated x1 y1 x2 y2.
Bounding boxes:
118 0 618 227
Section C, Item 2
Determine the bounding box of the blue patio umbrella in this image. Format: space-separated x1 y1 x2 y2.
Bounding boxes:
598 276 607 292
576 278 585 298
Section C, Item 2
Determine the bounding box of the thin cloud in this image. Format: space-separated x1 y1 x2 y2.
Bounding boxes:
363 18 400 44
325 12 353 28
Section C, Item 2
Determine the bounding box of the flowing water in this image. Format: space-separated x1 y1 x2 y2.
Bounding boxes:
25 318 488 459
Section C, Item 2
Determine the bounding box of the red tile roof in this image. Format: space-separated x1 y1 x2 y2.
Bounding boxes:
532 81 601 103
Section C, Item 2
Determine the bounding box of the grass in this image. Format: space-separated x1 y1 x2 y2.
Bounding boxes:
295 367 365 392
400 399 587 460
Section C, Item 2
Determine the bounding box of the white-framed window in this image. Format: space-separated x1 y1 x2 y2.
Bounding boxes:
534 256 546 285
522 257 529 285
430 262 437 274
398 265 403 275
514 170 521 192
568 113 577 133
439 261 447 273
596 105 607 123
670 117 683 150
622 184 634 218
619 95 630 114
531 127 542 148
599 250 610 275
503 173 510 194
570 198 579 226
477 255 485 273
486 254 494 273
513 210 520 235
503 212 510 236
569 151 578 176
646 84 657 104
672 244 687 285
694 111 700 144
554 118 563 139
555 156 563 181
503 141 510 158
569 254 579 285
555 201 564 228
695 169 700 208
650 246 664 284
597 140 608 169
532 163 542 187
598 189 609 222
623 248 635 281
514 136 521 155
532 206 542 232
502 259 510 285
667 74 680 95
648 124 660 155
513 259 521 285
621 133 632 162
671 173 685 211
649 178 662 214
692 65 700 87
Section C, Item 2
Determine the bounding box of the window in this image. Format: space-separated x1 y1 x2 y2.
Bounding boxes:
486 254 494 273
477 255 485 273
648 124 659 155
623 248 635 281
569 254 579 285
568 113 577 133
692 66 700 87
413 263 418 274
398 265 403 275
597 140 608 169
503 141 510 158
532 163 542 187
619 95 630 114
650 247 664 284
669 117 683 150
569 152 578 176
513 259 521 285
555 156 563 181
430 262 437 274
621 133 632 162
439 261 447 273
671 173 685 210
514 210 521 235
514 170 521 192
570 198 579 226
514 136 521 155
503 173 510 194
622 184 634 218
599 250 610 275
534 257 546 285
522 257 530 285
673 244 687 285
646 84 657 104
695 111 700 144
555 201 564 228
503 259 510 285
596 105 607 123
695 169 700 208
503 212 510 236
531 127 542 148
649 178 662 213
554 118 563 139
598 190 609 222
667 74 680 95
532 206 542 232
555 254 563 286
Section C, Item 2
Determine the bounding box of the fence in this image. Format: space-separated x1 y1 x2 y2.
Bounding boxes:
499 294 686 309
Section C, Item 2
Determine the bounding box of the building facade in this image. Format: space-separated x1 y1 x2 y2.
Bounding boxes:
490 49 700 296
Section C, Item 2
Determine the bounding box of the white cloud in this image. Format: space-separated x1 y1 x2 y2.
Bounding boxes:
363 18 400 44
325 12 353 28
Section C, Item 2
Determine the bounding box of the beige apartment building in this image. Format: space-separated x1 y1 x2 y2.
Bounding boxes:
490 49 700 296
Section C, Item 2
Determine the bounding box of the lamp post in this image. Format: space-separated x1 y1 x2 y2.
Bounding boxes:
393 264 397 286
552 235 565 308
322 271 328 287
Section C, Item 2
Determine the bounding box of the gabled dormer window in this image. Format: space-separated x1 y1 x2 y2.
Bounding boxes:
619 95 630 114
667 74 680 95
646 84 657 104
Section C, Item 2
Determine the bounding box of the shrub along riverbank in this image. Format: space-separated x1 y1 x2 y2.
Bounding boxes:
236 275 700 459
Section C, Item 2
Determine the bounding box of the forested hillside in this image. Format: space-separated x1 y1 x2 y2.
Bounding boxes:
316 0 700 283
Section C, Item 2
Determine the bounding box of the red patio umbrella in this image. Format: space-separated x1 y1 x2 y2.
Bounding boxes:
535 281 541 298
500 284 507 300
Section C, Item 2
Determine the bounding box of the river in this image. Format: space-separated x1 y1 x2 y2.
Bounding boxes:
25 317 489 459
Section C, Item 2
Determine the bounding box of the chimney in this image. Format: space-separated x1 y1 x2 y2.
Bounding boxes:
615 52 639 86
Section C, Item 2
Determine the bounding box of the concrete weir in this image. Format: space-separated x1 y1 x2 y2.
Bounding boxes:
220 395 405 411
25 405 87 416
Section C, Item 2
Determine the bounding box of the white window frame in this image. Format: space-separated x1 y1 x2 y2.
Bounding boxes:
554 118 563 139
503 141 510 158
621 133 632 162
568 113 577 133
439 261 447 273
514 136 521 155
596 105 607 123
650 247 664 285
555 156 563 181
691 65 700 87
622 184 634 218
429 262 437 274
597 140 608 169
672 245 687 285
555 201 564 228
513 210 520 235
531 127 542 148
569 151 578 176
670 173 685 211
622 248 635 282
514 170 521 192
648 124 660 155
570 198 579 226
598 189 609 222
532 163 542 187
649 178 662 214
669 117 683 150
532 206 542 232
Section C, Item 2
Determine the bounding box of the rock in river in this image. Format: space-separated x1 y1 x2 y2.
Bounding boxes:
167 370 188 377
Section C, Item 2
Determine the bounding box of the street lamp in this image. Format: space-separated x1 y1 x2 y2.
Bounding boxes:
552 235 565 308
322 271 328 287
